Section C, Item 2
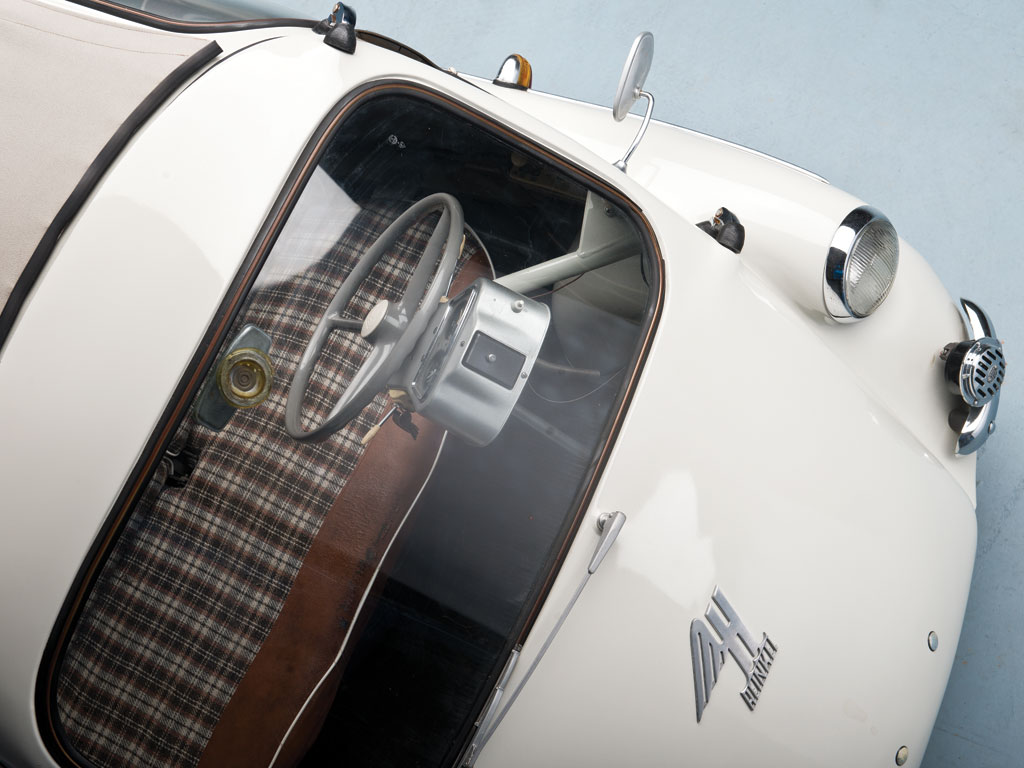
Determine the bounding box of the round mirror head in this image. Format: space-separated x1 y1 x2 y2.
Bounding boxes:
612 32 654 122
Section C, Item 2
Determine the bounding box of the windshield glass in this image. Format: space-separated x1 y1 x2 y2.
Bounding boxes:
52 91 656 768
97 0 321 23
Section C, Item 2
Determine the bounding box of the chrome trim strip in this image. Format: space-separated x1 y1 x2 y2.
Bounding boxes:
963 297 995 338
955 298 1002 455
614 91 654 173
460 647 520 767
468 511 627 762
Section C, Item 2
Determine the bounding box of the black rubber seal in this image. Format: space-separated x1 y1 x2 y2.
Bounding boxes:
356 30 439 69
66 0 316 34
0 40 222 355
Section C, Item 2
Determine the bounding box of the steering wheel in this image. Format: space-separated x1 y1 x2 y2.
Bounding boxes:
285 193 464 442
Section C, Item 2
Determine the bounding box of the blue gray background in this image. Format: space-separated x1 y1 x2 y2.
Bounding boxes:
301 1 1022 763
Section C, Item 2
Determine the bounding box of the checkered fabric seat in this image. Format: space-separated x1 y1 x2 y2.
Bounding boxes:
56 200 481 768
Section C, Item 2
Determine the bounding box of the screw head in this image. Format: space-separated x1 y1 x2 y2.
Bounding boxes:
928 631 939 652
988 421 996 434
895 746 909 766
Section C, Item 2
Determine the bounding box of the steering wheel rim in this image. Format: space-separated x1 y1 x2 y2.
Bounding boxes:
285 193 464 442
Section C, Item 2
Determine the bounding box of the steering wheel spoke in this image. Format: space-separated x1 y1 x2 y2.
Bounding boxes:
284 194 464 442
325 314 364 333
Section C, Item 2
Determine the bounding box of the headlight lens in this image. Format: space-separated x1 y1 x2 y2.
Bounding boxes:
823 206 899 321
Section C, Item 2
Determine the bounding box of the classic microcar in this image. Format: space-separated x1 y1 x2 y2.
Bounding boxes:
0 2 1007 768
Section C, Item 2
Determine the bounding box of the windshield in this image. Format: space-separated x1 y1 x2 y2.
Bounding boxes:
92 0 322 23
50 91 657 768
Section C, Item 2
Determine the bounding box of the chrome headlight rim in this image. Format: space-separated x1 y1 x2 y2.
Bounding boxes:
823 206 900 322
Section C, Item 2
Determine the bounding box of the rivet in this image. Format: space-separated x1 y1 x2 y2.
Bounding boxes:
928 631 938 652
895 746 909 765
521 371 528 379
486 353 497 363
988 422 996 434
512 299 525 313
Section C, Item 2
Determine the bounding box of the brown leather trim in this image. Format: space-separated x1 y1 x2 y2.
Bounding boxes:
197 253 491 768
195 415 441 768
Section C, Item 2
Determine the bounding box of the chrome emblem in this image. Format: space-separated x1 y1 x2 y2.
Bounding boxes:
690 587 777 722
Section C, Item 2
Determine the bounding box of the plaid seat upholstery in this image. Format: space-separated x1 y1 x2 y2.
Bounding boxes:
56 200 480 768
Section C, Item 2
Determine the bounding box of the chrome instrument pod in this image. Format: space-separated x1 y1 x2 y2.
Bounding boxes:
943 298 1005 455
401 278 550 447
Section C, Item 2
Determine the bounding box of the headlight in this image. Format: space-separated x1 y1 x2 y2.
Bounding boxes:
823 206 899 321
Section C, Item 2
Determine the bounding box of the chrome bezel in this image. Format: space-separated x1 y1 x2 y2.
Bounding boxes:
823 206 899 322
957 337 1005 407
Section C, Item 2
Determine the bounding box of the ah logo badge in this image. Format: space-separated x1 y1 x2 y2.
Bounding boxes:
689 586 777 722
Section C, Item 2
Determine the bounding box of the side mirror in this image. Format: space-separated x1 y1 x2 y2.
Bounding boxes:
613 32 654 121
612 32 655 173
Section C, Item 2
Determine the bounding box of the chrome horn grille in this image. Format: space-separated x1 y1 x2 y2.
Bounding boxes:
943 338 1006 407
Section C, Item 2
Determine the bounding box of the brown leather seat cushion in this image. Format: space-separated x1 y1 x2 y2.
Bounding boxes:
197 249 492 768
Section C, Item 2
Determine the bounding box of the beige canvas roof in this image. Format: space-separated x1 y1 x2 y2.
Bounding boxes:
0 0 211 321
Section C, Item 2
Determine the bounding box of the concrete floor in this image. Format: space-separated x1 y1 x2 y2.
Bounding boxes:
306 1 1023 763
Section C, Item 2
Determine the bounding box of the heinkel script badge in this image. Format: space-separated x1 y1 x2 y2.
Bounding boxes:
689 586 778 722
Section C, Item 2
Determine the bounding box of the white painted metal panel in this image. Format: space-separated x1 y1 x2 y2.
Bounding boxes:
0 20 976 768
478 210 975 768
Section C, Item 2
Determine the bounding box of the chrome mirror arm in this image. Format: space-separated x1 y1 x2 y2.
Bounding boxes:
614 89 654 173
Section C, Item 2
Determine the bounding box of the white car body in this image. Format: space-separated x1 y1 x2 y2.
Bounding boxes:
0 3 995 768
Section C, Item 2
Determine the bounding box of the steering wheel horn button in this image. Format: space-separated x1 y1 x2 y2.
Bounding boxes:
361 299 401 341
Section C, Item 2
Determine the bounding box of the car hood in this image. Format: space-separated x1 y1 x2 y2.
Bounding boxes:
473 78 975 501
